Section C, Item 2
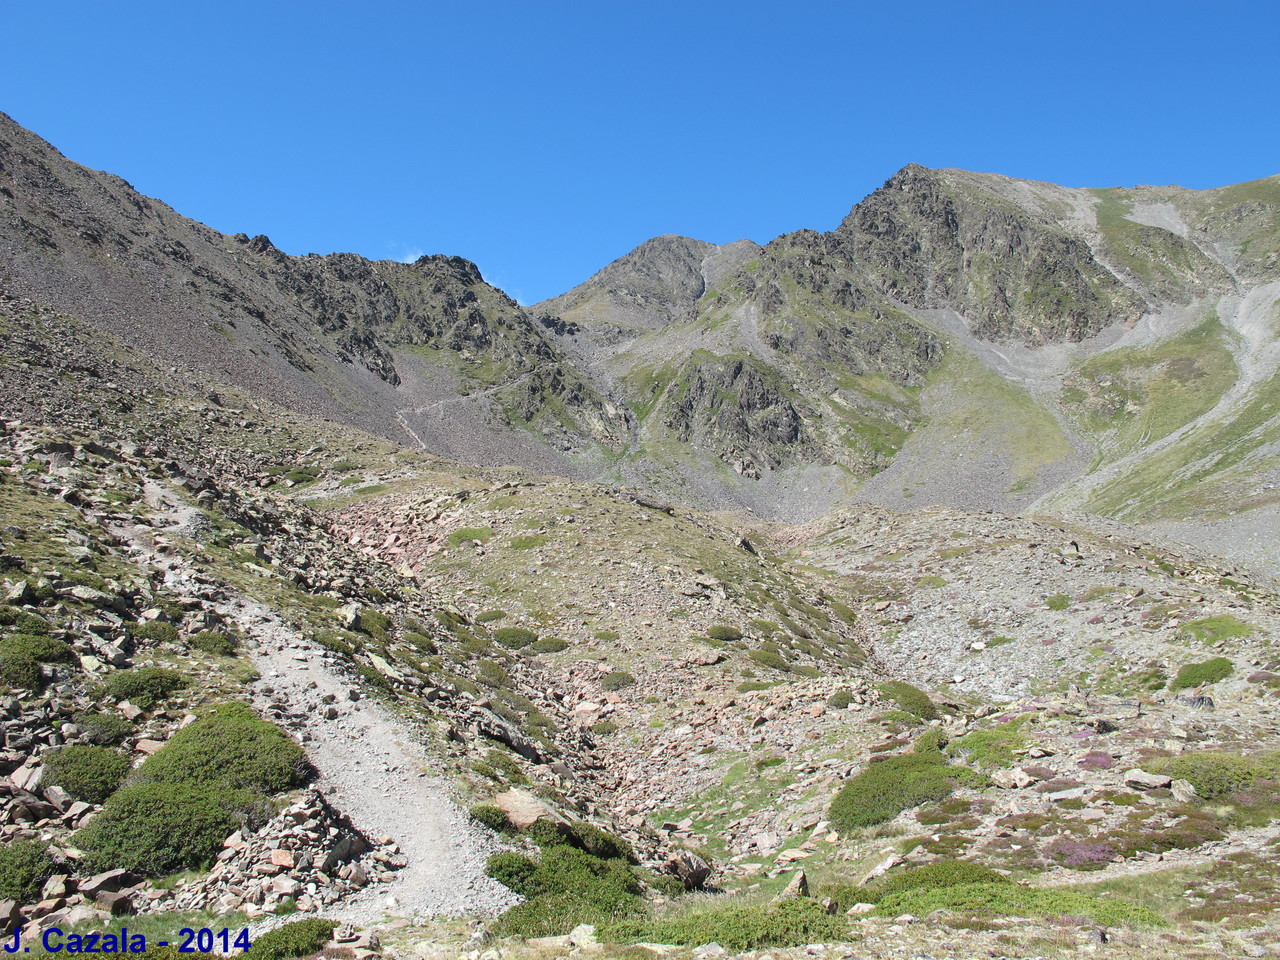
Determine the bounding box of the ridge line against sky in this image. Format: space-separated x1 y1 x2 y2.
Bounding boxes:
4 0 1278 304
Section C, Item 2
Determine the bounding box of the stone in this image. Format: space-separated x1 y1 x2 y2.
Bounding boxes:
776 869 809 899
1047 786 1089 802
78 870 138 897
568 924 598 947
1124 769 1172 790
1171 778 1199 803
134 739 165 755
846 903 876 915
269 849 295 868
668 851 711 890
493 788 558 829
272 876 302 897
95 891 135 916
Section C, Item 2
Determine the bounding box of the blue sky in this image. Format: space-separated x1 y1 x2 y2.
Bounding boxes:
5 1 1277 304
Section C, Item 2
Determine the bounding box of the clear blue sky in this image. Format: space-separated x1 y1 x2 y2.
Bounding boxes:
5 1 1277 304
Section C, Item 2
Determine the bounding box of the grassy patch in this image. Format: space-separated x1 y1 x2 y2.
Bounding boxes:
1180 614 1252 645
0 838 53 902
828 733 964 830
102 666 188 709
1169 656 1233 691
605 897 848 951
878 680 938 721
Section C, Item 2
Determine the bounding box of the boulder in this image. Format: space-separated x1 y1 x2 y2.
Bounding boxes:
667 851 711 890
1124 769 1172 790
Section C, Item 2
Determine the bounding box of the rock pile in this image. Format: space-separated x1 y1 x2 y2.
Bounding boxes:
167 788 404 917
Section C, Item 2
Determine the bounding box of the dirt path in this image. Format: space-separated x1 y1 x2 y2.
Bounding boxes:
107 482 518 922
224 595 518 922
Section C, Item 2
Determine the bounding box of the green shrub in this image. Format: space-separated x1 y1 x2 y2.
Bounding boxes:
134 702 308 793
1170 657 1233 691
532 637 569 654
487 851 538 891
510 534 551 549
1181 615 1252 645
949 718 1029 769
43 745 129 804
358 609 392 642
403 630 438 655
828 600 858 625
832 860 1008 908
245 919 339 960
489 845 644 938
103 667 187 708
0 838 54 902
476 609 508 623
129 621 180 644
484 750 528 785
74 710 134 746
1147 751 1280 800
494 627 538 650
564 822 635 863
1046 593 1071 611
470 804 511 833
313 630 357 656
706 625 743 641
748 649 791 673
875 882 1161 927
189 630 237 656
0 606 51 634
477 660 511 686
826 690 853 709
594 629 620 642
1 633 77 690
605 896 848 951
601 671 636 691
737 680 773 693
829 735 957 831
592 720 618 736
76 782 267 876
878 680 938 721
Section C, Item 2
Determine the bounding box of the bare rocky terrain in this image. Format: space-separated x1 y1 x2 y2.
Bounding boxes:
3 115 1280 959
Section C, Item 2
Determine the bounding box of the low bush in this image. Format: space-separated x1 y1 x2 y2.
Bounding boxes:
189 630 237 656
1046 593 1071 611
1170 657 1233 691
605 896 848 951
878 680 939 721
358 609 392 642
74 710 134 746
494 627 538 650
875 881 1161 927
76 782 268 876
43 745 129 804
829 734 959 830
489 845 644 938
1147 751 1280 800
102 667 187 708
706 625 743 641
403 630 438 655
129 621 180 645
476 609 508 623
949 718 1029 769
748 649 791 673
245 919 339 960
134 702 309 793
0 838 54 902
470 804 511 833
826 690 853 709
0 606 51 634
823 860 1007 910
477 660 511 686
592 720 618 736
1 633 77 690
532 636 569 654
601 671 636 692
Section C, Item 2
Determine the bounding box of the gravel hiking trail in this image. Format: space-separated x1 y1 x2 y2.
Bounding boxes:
225 595 517 923
107 483 518 923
